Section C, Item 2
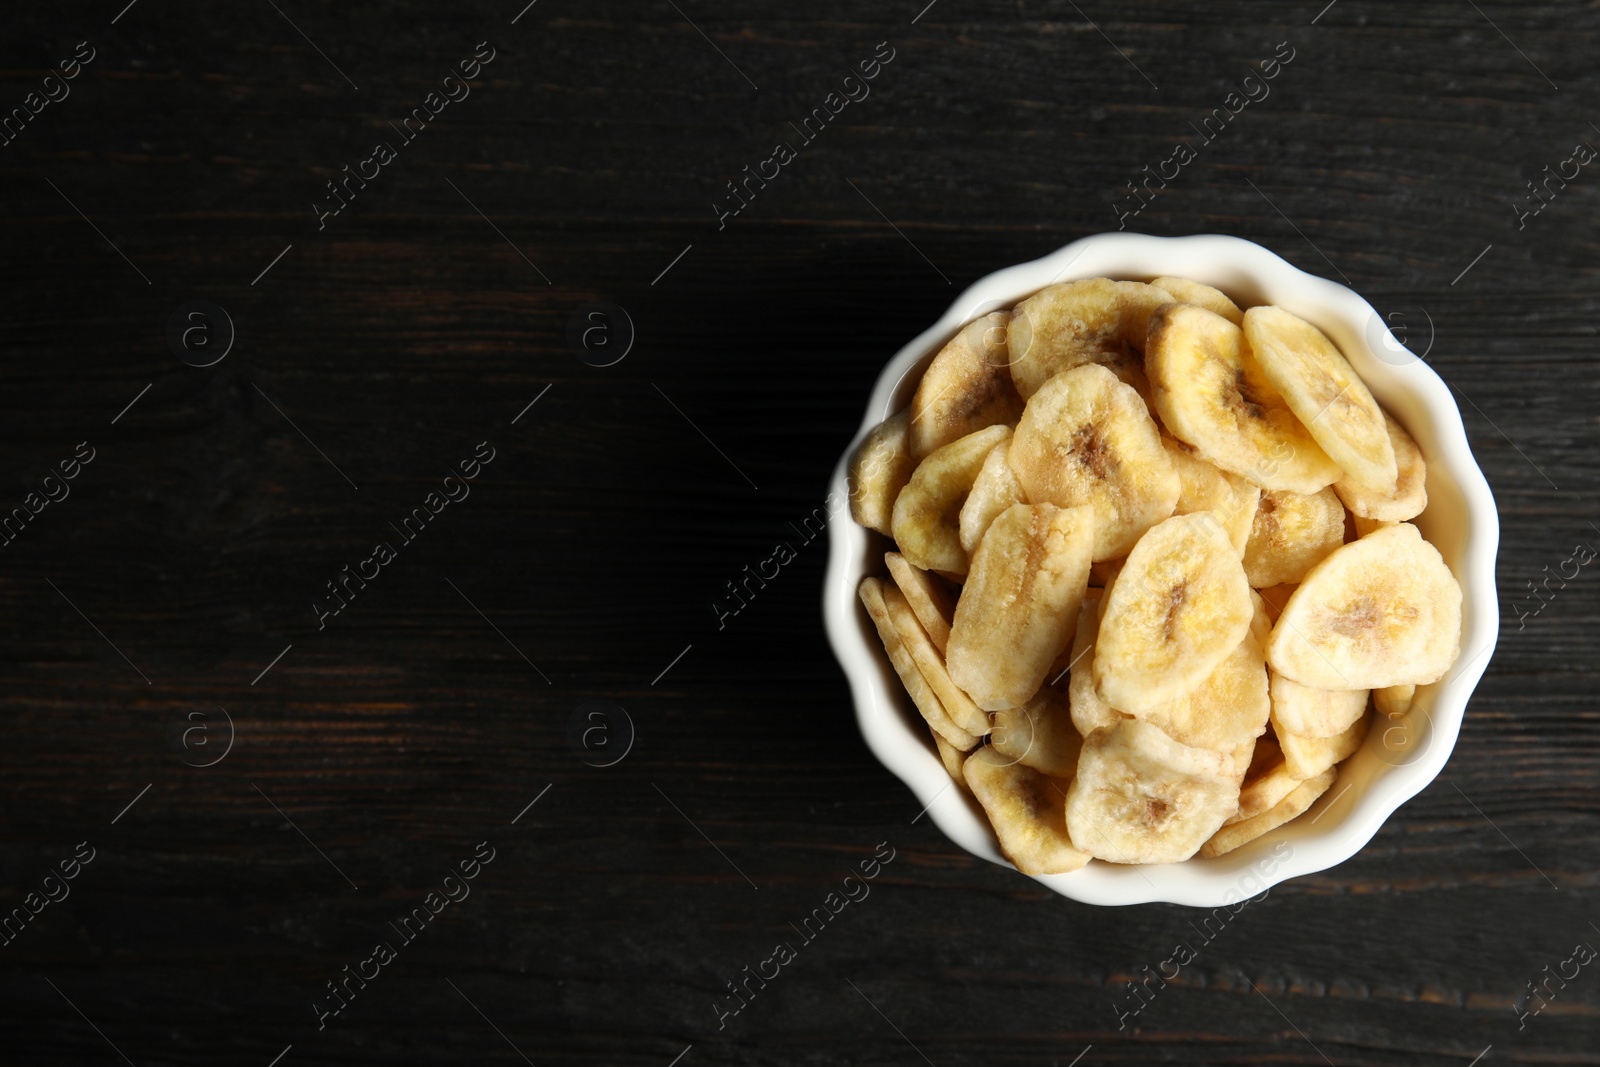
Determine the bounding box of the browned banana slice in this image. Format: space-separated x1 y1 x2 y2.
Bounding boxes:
910 312 1024 457
1064 720 1240 864
989 683 1083 779
858 577 977 750
1134 591 1272 752
947 503 1095 710
1200 768 1337 858
1068 591 1131 737
1266 522 1462 689
848 410 918 536
1226 735 1301 825
1333 411 1427 521
1009 363 1180 560
1374 683 1415 718
1094 513 1254 713
1163 437 1260 556
958 437 1027 554
1147 303 1343 493
1007 278 1175 399
1256 583 1297 622
1269 671 1368 739
1149 276 1245 324
885 551 957 655
891 423 1011 576
964 746 1090 875
883 584 991 738
1243 306 1397 492
1243 486 1347 588
1276 712 1368 780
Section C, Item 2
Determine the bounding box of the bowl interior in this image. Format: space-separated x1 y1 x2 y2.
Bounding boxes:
824 232 1499 907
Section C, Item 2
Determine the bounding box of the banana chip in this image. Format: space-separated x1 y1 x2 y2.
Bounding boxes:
883 584 991 738
1266 522 1462 689
964 746 1090 875
1256 583 1297 623
1068 591 1131 737
1200 767 1337 858
1333 412 1427 521
990 683 1083 779
1243 306 1397 492
1147 303 1343 493
848 410 918 536
948 503 1094 710
858 577 977 750
891 423 1011 577
1007 278 1175 399
1269 670 1368 739
1009 363 1180 560
1227 735 1302 825
958 437 1027 554
1164 436 1260 556
1243 487 1346 588
1374 683 1415 718
910 312 1024 457
1095 513 1255 713
1065 720 1241 864
884 551 957 655
1276 711 1368 780
1150 276 1245 325
1133 591 1272 752
934 733 969 783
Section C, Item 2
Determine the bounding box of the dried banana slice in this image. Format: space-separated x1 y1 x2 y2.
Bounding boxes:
1064 720 1240 864
1242 486 1346 588
884 551 957 655
1009 363 1180 560
1256 583 1297 623
1149 276 1245 324
1200 767 1337 858
1094 513 1255 713
910 312 1024 457
858 577 977 750
848 410 918 536
1276 712 1368 780
1333 411 1427 521
891 423 1011 577
1243 306 1397 492
883 584 991 738
1269 671 1368 739
948 503 1095 710
1266 522 1462 689
1163 437 1260 556
964 746 1090 875
958 437 1027 554
1374 683 1415 718
1147 303 1343 493
990 683 1083 779
1006 278 1175 399
1134 591 1272 752
934 733 968 783
1226 735 1301 825
1068 591 1130 737
1351 514 1390 538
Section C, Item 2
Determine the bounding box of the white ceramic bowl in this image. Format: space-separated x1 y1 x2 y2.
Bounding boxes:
824 232 1500 907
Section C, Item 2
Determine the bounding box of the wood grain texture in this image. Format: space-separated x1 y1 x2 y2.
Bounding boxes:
0 0 1597 1063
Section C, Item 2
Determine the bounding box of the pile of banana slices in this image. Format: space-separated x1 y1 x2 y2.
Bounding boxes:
850 277 1462 872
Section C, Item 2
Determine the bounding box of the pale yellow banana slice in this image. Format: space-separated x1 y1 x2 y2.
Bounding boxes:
1243 306 1397 492
848 410 918 536
884 551 957 655
910 312 1024 457
858 577 977 750
891 423 1011 577
1064 720 1240 864
1006 278 1175 399
964 746 1090 875
1133 591 1272 752
1068 591 1131 737
958 437 1026 555
1266 522 1462 689
1149 276 1245 324
1009 363 1180 561
1333 411 1427 521
1226 735 1301 825
1163 437 1260 556
934 733 968 783
1147 303 1343 493
883 584 991 737
1374 683 1416 718
989 682 1083 779
948 503 1094 710
1243 486 1346 588
1276 711 1368 780
1269 670 1368 739
1200 767 1337 858
1351 514 1390 538
1094 513 1254 713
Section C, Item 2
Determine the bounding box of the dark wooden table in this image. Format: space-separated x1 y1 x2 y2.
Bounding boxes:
1 1 1596 1063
